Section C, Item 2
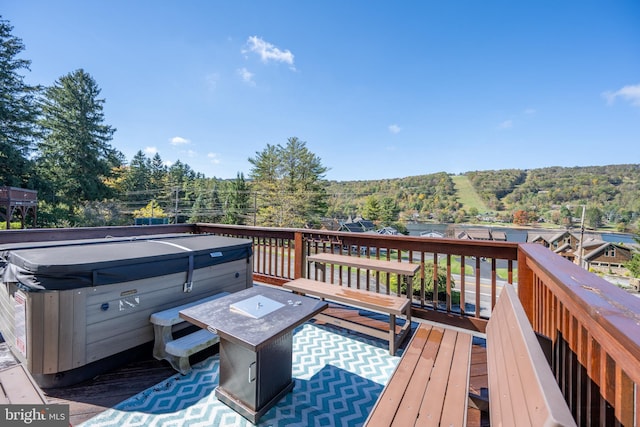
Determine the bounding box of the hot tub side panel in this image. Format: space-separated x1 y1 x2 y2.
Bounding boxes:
83 257 251 365
1 255 251 386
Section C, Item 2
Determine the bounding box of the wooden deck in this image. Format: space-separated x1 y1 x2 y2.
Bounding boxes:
2 315 489 426
0 341 218 426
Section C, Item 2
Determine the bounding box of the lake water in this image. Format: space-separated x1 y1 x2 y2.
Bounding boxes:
406 223 637 244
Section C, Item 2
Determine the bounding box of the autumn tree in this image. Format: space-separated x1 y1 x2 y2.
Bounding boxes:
513 209 529 225
132 200 168 219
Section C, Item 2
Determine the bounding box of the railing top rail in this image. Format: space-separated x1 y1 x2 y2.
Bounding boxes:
299 229 519 259
520 243 640 379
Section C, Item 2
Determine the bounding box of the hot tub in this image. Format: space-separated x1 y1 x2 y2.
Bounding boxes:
0 234 253 387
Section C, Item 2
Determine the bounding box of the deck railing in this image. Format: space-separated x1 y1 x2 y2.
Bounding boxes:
519 243 640 426
194 223 518 332
0 223 638 424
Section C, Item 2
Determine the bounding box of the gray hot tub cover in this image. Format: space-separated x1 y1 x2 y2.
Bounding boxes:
0 234 252 291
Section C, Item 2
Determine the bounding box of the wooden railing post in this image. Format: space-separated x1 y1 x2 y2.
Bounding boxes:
294 231 305 279
517 245 535 324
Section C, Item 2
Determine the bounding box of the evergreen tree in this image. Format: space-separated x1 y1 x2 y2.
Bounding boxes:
379 197 399 225
585 207 603 229
249 137 328 227
188 194 208 223
123 150 152 201
223 173 251 225
0 17 40 187
37 69 122 209
362 196 381 220
150 152 167 190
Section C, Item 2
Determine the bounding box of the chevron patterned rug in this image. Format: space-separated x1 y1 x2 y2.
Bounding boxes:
79 323 402 427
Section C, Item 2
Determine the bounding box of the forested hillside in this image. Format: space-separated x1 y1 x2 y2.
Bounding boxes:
324 172 461 223
326 164 640 232
465 164 640 229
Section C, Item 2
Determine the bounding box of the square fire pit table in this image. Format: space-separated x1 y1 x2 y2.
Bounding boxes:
179 285 328 423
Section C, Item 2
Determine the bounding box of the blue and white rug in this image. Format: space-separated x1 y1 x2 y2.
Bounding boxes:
80 323 401 427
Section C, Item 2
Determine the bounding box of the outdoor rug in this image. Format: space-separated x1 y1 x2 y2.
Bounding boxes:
79 323 401 427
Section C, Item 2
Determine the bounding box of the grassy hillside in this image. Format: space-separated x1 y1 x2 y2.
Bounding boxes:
451 175 489 214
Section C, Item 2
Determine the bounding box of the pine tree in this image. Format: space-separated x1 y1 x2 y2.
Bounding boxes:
249 137 328 227
37 69 122 208
223 173 251 225
0 17 40 187
123 150 152 202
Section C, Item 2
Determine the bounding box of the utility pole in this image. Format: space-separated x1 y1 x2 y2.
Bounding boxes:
253 192 257 226
578 205 586 268
174 187 179 224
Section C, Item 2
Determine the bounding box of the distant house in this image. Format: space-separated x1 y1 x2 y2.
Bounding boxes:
338 217 376 233
457 228 506 241
457 229 492 240
527 230 636 273
420 230 446 238
582 241 634 272
554 242 576 262
491 231 507 241
547 231 580 252
528 234 550 247
377 226 399 235
319 218 341 231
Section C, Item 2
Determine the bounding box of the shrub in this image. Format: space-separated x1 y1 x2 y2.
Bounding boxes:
388 262 456 301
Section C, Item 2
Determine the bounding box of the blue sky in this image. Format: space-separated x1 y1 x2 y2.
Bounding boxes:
4 1 640 181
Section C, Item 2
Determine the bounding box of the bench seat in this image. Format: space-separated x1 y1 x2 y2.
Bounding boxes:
307 252 420 278
365 285 577 426
284 278 412 355
487 285 576 426
365 323 473 426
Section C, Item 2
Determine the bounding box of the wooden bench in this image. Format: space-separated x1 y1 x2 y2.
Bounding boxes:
307 252 420 288
365 285 576 426
364 323 473 426
486 284 576 426
283 278 411 355
150 292 229 374
0 363 48 404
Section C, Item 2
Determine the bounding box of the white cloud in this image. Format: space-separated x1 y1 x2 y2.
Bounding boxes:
603 84 640 107
524 108 536 115
144 146 157 155
498 120 513 129
208 152 221 164
185 149 197 158
237 67 256 86
244 36 295 70
388 124 402 134
170 136 190 145
163 160 174 168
